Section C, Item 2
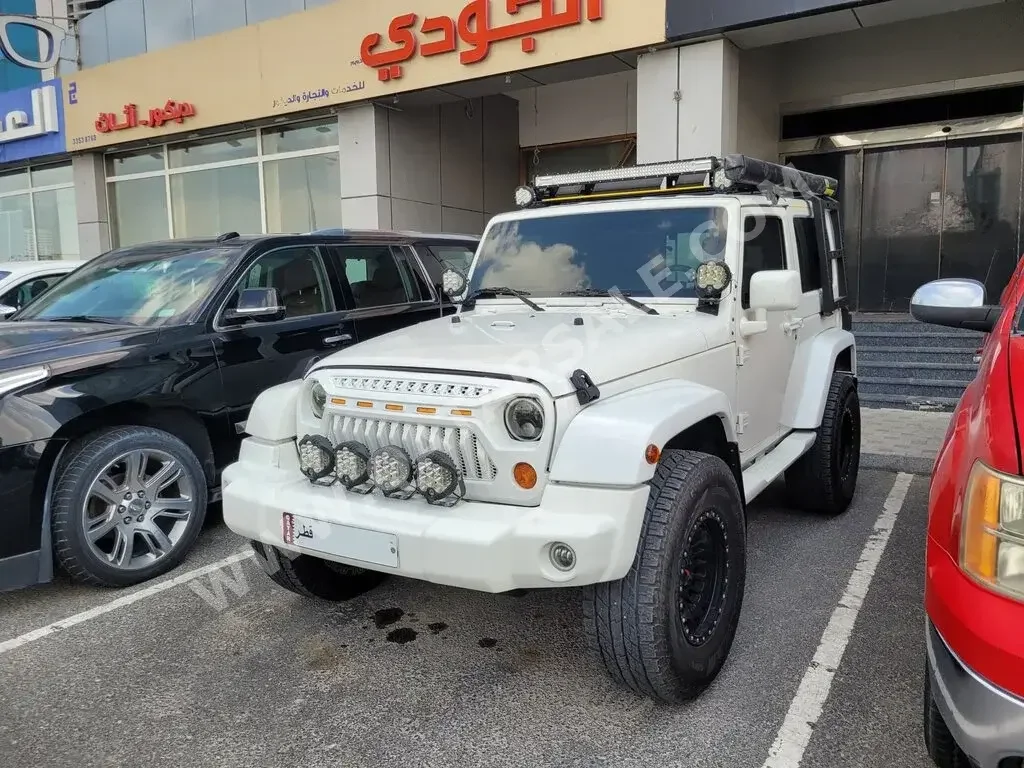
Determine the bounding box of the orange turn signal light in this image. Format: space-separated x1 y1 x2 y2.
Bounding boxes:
645 444 661 464
513 463 537 489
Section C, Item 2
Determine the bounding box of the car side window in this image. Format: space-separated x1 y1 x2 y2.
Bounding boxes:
225 247 334 320
741 215 786 309
793 216 823 293
0 273 63 309
428 244 475 274
337 245 419 308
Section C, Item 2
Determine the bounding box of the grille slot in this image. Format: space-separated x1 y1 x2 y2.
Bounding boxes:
329 415 498 482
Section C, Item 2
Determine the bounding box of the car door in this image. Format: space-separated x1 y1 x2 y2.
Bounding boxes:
734 212 799 455
329 243 447 342
211 244 356 436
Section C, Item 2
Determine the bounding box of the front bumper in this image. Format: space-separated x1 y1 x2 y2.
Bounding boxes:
927 620 1024 767
221 437 651 593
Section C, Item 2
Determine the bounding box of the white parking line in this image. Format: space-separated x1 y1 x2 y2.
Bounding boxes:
760 471 914 767
0 549 255 656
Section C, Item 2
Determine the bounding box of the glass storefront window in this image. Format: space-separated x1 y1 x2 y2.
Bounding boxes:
0 161 78 263
170 164 261 237
105 119 342 246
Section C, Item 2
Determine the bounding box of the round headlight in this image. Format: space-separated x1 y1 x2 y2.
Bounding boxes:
335 441 370 489
298 434 335 482
504 397 544 442
368 445 413 495
310 380 327 419
414 450 460 502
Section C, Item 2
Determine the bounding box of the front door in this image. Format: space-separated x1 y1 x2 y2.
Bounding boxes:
212 244 356 437
735 212 799 455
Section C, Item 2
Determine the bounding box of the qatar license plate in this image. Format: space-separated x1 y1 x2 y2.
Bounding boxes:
282 513 399 568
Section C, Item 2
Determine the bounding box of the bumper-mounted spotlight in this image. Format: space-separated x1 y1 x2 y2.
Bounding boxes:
369 445 415 499
298 434 336 484
335 441 372 492
414 450 465 506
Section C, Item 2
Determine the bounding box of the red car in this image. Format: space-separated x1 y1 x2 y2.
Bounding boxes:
911 268 1024 768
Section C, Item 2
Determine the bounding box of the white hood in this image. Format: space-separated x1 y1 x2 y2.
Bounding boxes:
312 308 728 398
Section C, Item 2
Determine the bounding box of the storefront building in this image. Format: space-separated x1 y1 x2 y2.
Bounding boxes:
55 0 1024 313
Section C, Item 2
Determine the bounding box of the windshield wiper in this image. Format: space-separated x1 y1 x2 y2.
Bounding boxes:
41 315 134 325
559 288 658 315
463 287 544 312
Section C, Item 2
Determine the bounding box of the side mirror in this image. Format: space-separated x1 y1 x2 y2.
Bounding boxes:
0 304 17 319
910 278 1002 333
748 270 801 312
222 287 286 325
441 267 468 300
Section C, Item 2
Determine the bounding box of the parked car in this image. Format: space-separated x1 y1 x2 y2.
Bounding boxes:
0 260 86 318
0 229 477 592
910 274 1024 768
222 156 860 702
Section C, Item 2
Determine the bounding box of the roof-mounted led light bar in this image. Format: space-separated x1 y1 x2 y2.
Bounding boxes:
514 154 839 208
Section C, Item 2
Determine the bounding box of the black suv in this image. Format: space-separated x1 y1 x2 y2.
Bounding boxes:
0 229 476 592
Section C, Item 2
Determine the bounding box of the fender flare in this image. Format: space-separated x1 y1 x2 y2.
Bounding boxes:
780 326 856 430
548 380 736 487
246 379 303 442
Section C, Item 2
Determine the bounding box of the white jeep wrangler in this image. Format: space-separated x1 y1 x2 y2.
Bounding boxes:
222 155 860 703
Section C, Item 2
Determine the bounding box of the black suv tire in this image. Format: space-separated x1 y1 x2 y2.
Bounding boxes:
583 449 746 703
251 541 387 601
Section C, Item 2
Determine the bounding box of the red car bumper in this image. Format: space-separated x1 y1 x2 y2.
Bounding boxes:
926 536 1024 767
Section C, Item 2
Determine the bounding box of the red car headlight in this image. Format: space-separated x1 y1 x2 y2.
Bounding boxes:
961 460 1024 602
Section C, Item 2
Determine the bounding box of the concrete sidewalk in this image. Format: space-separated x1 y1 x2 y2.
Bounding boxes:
861 407 952 475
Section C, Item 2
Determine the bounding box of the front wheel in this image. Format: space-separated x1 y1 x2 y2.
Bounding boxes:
51 426 208 587
583 450 747 703
924 661 969 767
251 542 387 601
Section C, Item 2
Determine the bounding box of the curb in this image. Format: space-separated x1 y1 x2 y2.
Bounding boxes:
862 453 933 477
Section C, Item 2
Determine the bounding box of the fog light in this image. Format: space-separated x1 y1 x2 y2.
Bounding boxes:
549 542 576 572
369 445 413 496
298 434 335 482
414 450 460 502
335 441 370 489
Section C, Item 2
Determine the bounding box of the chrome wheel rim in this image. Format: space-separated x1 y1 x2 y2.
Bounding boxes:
82 449 195 571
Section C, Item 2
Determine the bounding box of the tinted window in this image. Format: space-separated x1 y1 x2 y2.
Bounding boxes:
469 208 728 299
338 246 417 308
18 247 238 326
793 216 823 293
228 247 333 319
742 216 786 309
0 273 64 310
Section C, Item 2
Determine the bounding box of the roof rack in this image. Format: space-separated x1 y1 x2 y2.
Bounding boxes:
513 154 838 208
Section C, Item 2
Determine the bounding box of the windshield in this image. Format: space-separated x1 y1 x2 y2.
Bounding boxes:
16 246 239 326
468 206 728 299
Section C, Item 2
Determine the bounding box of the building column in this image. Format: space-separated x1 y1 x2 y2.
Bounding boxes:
636 40 740 163
338 104 393 229
72 153 111 259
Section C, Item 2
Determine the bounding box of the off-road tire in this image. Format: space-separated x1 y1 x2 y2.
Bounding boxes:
51 426 208 587
251 541 387 601
786 370 860 515
583 449 746 703
924 661 969 767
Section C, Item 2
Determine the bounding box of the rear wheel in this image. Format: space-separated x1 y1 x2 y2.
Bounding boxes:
251 541 387 601
924 661 970 768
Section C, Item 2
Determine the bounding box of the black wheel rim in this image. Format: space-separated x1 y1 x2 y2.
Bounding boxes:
838 402 859 484
677 510 730 647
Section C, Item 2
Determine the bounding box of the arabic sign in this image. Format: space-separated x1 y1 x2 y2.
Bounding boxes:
95 100 196 133
361 0 604 83
62 0 664 151
665 0 886 39
0 77 64 163
0 14 67 71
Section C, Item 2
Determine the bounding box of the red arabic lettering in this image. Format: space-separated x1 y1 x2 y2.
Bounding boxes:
360 0 604 81
94 100 196 132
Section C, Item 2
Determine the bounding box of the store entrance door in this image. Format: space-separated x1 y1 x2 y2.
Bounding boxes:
788 133 1022 312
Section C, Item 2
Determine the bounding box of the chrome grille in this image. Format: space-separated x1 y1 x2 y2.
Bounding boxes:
330 375 492 399
329 415 497 482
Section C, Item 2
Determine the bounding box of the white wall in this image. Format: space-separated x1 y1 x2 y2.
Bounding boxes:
339 96 520 235
513 71 636 147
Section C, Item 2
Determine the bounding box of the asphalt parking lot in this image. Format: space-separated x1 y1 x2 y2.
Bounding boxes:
0 468 933 768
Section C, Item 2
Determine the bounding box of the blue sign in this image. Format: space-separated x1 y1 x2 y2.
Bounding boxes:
0 76 64 164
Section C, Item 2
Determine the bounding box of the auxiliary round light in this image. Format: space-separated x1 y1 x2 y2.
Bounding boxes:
504 397 544 442
297 434 335 481
549 542 576 572
335 441 370 488
695 260 732 296
310 380 327 419
514 185 536 208
414 450 460 501
368 445 413 494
